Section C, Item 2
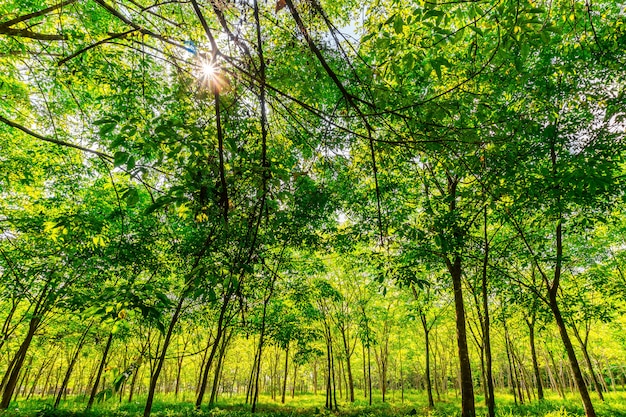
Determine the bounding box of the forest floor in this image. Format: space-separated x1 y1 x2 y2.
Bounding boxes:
3 391 626 417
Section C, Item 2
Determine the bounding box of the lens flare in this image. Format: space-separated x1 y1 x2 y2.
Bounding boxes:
195 57 228 93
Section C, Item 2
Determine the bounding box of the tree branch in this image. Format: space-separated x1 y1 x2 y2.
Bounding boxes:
0 0 77 30
0 115 113 161
0 27 66 41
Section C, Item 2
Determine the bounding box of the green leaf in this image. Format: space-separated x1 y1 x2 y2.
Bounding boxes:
114 151 128 167
127 156 136 170
123 187 139 207
99 122 117 136
468 25 483 36
394 15 404 34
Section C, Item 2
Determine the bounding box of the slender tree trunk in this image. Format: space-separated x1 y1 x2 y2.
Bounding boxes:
325 326 332 409
14 356 32 400
447 254 475 417
549 295 597 417
27 355 53 400
1 316 41 409
545 145 596 417
209 329 231 405
604 359 615 392
341 329 355 402
361 343 367 399
420 313 434 408
512 346 524 404
86 332 113 410
0 300 19 354
291 361 298 399
281 346 288 404
252 273 276 413
143 294 185 417
313 360 318 397
572 327 604 401
367 344 372 406
481 206 495 417
128 363 140 403
547 349 566 399
527 319 544 400
41 356 57 399
504 319 517 405
196 300 229 409
330 336 338 410
246 340 259 404
54 323 91 408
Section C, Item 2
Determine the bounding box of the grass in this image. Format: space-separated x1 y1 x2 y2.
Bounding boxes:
3 390 626 417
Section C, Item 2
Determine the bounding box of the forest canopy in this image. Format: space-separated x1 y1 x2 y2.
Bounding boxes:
0 0 625 417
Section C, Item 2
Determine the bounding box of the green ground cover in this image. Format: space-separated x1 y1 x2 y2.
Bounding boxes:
4 391 626 417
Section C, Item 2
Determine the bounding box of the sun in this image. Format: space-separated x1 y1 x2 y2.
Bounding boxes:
194 57 228 93
201 61 216 79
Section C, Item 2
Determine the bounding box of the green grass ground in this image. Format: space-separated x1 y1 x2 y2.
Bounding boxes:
3 390 626 417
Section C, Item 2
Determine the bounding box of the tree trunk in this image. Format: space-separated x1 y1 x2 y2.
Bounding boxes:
27 355 53 400
544 145 596 417
504 320 517 405
313 359 318 396
361 343 367 399
128 363 140 403
527 319 544 400
549 294 597 417
14 355 32 400
291 361 298 399
367 344 372 406
54 323 91 408
281 346 288 404
328 334 339 411
341 329 355 402
209 328 231 405
572 326 604 401
143 294 185 417
246 340 259 404
325 326 332 409
252 274 276 413
447 254 475 417
0 300 19 355
481 206 495 417
0 316 41 409
86 332 113 410
420 312 434 409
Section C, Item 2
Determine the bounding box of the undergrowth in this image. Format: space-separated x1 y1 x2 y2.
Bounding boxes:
3 390 626 417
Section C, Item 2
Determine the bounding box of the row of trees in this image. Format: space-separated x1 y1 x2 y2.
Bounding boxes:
1 0 625 416
2 253 626 410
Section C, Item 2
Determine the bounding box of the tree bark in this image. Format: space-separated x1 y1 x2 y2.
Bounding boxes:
447 254 475 417
527 318 544 400
196 299 229 409
86 332 113 410
572 326 604 401
54 323 91 408
481 205 495 417
281 345 288 404
144 294 185 417
340 328 355 402
549 295 597 417
0 315 41 409
209 328 231 405
420 312 434 409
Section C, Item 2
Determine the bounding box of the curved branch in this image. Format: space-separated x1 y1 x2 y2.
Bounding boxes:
0 0 77 29
58 29 137 65
0 115 112 160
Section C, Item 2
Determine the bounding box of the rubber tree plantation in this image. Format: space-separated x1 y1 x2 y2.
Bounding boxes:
0 0 625 417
